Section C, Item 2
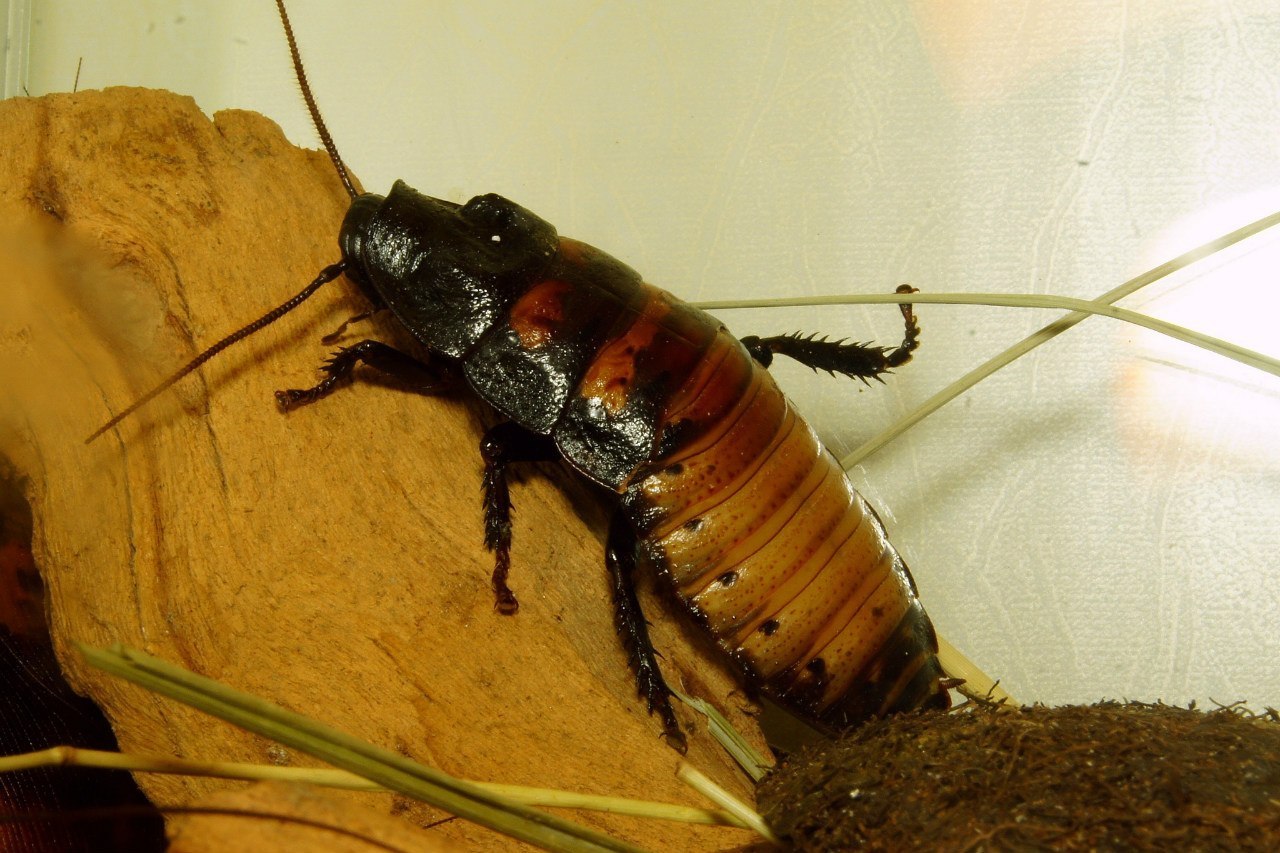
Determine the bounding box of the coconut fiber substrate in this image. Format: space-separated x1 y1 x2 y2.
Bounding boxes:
758 702 1280 851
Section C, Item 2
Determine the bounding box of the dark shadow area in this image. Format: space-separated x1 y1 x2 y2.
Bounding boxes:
0 459 166 852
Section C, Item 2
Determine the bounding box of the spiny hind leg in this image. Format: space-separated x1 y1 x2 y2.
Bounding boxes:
605 512 687 753
741 284 920 380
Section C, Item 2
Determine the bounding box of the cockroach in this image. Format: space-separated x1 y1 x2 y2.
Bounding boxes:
87 0 952 751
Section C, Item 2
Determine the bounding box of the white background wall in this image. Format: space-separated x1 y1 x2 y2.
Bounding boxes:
21 1 1280 712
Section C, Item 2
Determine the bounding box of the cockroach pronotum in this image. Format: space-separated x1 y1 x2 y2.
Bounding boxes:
77 3 1280 737
86 0 954 751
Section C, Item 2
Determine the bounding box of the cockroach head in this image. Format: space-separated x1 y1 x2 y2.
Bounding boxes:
337 182 559 357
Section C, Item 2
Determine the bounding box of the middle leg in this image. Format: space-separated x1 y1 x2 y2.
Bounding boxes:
479 422 559 614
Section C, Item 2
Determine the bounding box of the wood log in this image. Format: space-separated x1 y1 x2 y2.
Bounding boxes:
167 782 457 853
0 87 766 851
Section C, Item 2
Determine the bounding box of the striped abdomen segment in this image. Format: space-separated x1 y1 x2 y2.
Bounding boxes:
624 336 947 725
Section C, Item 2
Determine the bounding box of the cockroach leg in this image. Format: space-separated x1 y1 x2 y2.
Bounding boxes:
274 340 448 410
884 284 921 368
605 513 687 754
479 422 559 615
740 284 922 380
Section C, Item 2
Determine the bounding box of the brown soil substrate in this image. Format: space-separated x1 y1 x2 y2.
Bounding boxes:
758 702 1280 851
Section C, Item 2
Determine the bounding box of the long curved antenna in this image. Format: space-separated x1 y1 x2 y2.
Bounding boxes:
85 262 347 444
275 0 358 200
87 2 357 445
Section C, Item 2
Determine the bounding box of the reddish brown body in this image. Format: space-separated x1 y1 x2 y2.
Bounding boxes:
333 184 950 732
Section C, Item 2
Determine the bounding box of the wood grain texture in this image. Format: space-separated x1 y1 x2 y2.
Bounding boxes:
0 87 766 851
167 782 458 853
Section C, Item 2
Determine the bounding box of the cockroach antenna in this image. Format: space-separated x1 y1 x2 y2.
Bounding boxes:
84 262 347 444
274 0 359 200
86 0 361 445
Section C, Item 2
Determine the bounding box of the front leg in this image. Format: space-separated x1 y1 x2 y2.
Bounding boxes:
275 339 448 410
606 513 687 753
741 284 921 381
479 422 559 614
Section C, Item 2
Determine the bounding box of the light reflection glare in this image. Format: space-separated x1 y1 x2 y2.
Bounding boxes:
1119 190 1280 472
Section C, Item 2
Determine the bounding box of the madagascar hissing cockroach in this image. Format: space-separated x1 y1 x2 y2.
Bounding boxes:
87 0 952 751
